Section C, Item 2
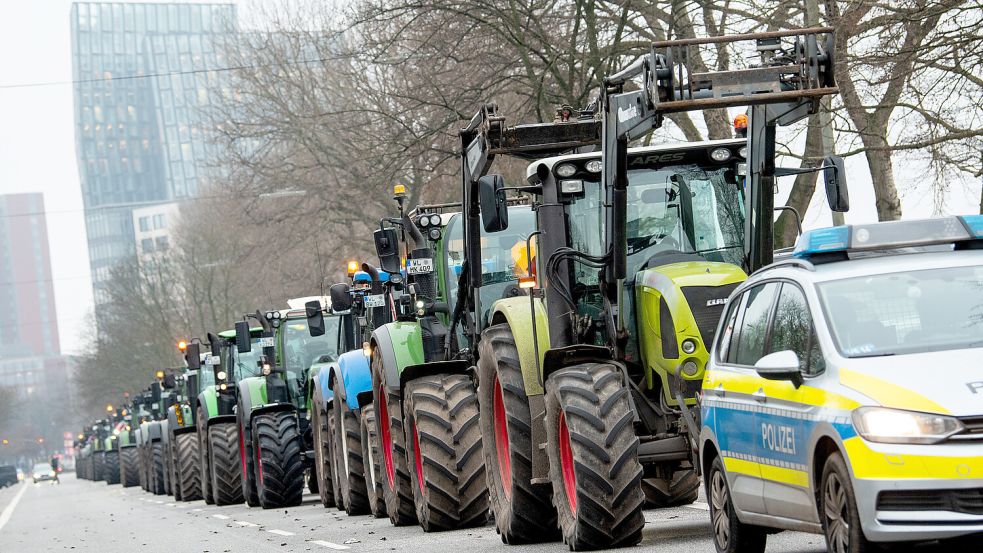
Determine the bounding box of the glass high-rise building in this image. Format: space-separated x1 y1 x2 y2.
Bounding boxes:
70 2 235 310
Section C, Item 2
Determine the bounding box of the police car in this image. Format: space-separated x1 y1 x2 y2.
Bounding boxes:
700 215 983 553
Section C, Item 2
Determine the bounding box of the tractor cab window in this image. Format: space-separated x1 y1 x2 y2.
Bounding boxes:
282 317 341 376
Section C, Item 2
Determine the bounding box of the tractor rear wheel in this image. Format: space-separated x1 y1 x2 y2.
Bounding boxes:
151 443 166 495
477 323 558 543
238 410 260 507
643 467 699 508
197 408 215 505
175 433 202 501
311 402 335 508
138 446 149 490
359 404 386 518
208 422 244 505
104 450 120 485
544 363 645 550
332 381 369 516
404 374 488 532
163 440 173 496
371 347 416 526
253 411 304 509
120 447 139 487
170 438 183 501
93 451 105 482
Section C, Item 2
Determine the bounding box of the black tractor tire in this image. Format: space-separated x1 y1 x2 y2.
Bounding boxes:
707 455 767 553
311 401 335 508
93 451 105 482
104 450 120 485
253 411 305 509
120 447 140 487
327 407 345 510
175 432 202 501
239 410 260 507
169 438 183 501
477 323 559 543
151 442 167 495
371 347 416 526
308 468 319 494
404 374 489 532
138 446 149 490
163 440 173 496
643 467 699 508
332 380 370 516
197 408 215 505
359 404 386 518
208 422 244 505
544 363 645 550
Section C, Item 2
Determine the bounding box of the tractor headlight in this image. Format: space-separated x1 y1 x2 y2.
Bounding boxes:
852 407 963 444
428 214 441 227
710 147 732 162
681 339 698 355
264 311 274 320
216 371 227 381
738 146 748 159
428 228 441 241
585 160 602 173
219 383 228 391
681 360 700 378
555 163 577 177
417 215 430 228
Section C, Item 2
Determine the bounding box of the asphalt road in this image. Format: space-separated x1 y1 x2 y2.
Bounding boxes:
0 473 948 553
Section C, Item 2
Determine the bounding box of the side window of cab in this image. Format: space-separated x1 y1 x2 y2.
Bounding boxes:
716 282 781 366
767 282 825 376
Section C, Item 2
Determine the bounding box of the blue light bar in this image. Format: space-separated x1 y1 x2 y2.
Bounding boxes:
794 215 983 260
793 226 849 258
962 214 983 238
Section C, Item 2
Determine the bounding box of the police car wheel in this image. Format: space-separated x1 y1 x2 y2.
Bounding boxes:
708 456 766 553
820 453 873 553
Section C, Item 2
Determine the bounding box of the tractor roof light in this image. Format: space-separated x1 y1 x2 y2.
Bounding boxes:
585 160 602 173
216 371 227 381
393 184 406 198
417 215 430 228
428 214 441 227
734 113 748 137
427 228 441 241
347 260 359 277
518 275 537 289
106 404 114 413
710 147 732 162
177 340 187 352
155 370 165 380
555 163 577 178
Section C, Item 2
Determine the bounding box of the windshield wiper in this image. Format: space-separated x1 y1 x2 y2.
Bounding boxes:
850 352 896 358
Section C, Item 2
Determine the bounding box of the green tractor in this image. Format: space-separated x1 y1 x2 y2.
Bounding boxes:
234 300 340 509
116 395 148 488
89 418 112 483
473 28 845 549
164 355 202 502
136 372 180 495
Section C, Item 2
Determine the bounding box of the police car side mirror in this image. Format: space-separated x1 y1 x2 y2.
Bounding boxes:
754 350 803 388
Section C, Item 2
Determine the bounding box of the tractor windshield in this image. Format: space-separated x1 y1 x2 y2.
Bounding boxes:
282 317 341 376
232 336 269 380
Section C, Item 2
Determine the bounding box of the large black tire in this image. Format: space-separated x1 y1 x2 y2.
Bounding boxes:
169 438 183 501
477 324 558 543
253 411 304 509
332 379 370 516
120 447 139 487
643 467 700 508
208 422 244 505
175 433 202 501
163 439 173 496
707 455 767 553
104 450 120 485
404 374 489 531
819 452 874 553
93 451 106 482
239 410 260 507
371 347 417 526
138 446 149 490
544 363 645 550
151 442 166 495
360 404 386 518
327 406 345 510
311 401 335 508
197 408 215 505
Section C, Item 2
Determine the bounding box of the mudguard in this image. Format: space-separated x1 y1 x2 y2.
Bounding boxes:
237 376 294 423
160 420 170 446
488 296 551 396
167 403 195 434
331 350 373 411
141 421 163 443
370 322 425 394
312 363 335 409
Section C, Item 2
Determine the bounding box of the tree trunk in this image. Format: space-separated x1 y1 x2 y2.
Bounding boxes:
775 114 824 248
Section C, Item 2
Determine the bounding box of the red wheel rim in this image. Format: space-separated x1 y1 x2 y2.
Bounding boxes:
412 421 424 494
493 375 512 499
558 411 577 513
238 422 247 475
378 386 396 487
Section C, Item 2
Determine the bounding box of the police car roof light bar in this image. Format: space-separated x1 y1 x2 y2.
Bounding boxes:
793 214 983 260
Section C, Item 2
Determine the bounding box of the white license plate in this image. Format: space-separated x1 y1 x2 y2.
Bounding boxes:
363 294 385 308
258 337 275 348
186 370 199 377
407 258 434 275
208 355 222 365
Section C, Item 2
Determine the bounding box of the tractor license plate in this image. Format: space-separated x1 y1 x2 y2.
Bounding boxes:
407 258 434 275
208 355 221 365
258 337 275 348
186 370 198 377
364 294 385 308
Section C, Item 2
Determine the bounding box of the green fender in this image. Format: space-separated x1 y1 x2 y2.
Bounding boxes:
237 376 269 417
488 296 551 396
370 322 425 393
199 386 220 419
118 431 133 447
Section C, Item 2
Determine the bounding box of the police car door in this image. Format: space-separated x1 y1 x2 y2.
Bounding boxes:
756 281 826 522
705 281 781 515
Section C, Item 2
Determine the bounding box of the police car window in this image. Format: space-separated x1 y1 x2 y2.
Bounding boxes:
717 291 744 363
769 283 825 375
733 282 780 366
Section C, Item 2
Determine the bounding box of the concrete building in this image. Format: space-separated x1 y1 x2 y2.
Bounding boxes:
132 201 179 260
70 2 236 313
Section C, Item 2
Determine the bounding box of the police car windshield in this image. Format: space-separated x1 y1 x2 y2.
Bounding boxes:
818 264 983 357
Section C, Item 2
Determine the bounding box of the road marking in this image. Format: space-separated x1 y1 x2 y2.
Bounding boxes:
308 540 350 550
267 529 294 536
234 520 258 527
192 508 204 512
686 501 710 511
0 484 28 533
212 514 231 520
165 503 175 507
153 500 164 504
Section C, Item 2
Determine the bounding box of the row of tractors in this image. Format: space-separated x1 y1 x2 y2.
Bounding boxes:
74 28 847 551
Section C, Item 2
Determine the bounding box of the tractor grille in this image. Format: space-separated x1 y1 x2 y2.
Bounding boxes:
877 489 983 514
680 283 741 346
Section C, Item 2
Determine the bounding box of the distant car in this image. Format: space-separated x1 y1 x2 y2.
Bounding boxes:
0 465 17 487
32 463 58 484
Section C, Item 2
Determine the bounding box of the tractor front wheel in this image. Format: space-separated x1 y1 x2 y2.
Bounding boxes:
238 410 260 507
360 404 386 518
92 451 105 482
119 447 139 487
332 381 370 516
209 422 244 505
371 347 416 526
175 433 202 501
544 363 645 550
169 438 183 501
404 374 488 532
477 323 558 543
104 450 120 485
151 443 166 495
197 408 215 505
311 402 335 508
253 411 304 509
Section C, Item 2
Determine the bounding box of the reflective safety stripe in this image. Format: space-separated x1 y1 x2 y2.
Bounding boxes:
704 370 861 411
843 436 983 479
723 455 810 487
839 369 950 415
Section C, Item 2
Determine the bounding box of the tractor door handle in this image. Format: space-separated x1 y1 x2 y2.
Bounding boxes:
752 388 767 403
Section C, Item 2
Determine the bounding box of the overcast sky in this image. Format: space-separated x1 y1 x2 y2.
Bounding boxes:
0 1 979 356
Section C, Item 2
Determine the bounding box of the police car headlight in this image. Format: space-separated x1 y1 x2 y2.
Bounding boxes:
851 407 963 444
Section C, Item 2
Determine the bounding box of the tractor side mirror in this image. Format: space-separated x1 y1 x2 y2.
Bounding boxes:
823 156 849 212
329 283 352 313
374 227 401 274
235 320 251 353
162 373 177 389
478 174 509 232
306 300 326 336
185 342 201 369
